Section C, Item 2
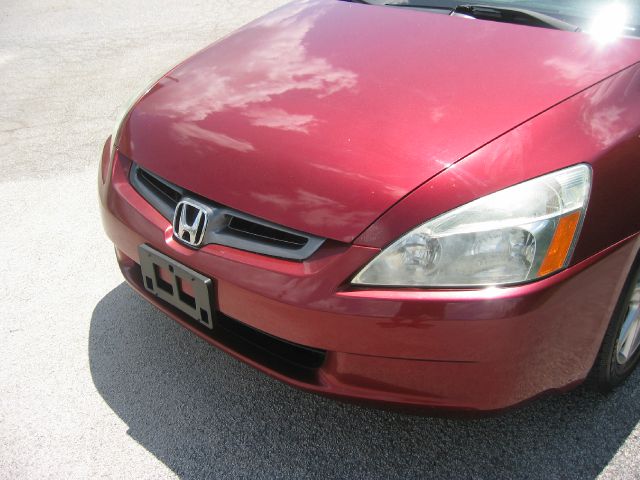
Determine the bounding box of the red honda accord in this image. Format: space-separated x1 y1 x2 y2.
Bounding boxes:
99 0 640 413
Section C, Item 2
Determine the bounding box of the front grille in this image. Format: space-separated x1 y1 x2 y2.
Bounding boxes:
137 168 182 205
129 161 325 260
227 217 309 248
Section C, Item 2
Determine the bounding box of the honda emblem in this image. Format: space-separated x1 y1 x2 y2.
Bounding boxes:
173 200 208 247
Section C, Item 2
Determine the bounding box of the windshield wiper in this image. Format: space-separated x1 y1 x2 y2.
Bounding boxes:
379 2 580 32
381 2 452 10
452 4 580 32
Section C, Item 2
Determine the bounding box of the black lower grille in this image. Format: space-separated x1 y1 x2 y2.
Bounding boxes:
193 311 326 382
126 260 326 382
215 312 327 375
128 161 325 260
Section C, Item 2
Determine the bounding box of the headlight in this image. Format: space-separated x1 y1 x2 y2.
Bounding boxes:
352 164 592 287
109 70 169 164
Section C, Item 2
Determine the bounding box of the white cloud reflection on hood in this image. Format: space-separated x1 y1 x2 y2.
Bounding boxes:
153 0 357 139
244 107 317 133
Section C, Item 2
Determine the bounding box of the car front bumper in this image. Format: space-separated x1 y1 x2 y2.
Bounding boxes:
99 145 638 413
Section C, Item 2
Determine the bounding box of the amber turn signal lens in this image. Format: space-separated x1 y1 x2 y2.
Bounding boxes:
538 211 582 277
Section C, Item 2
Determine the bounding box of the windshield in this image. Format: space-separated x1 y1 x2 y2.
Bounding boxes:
355 1 640 38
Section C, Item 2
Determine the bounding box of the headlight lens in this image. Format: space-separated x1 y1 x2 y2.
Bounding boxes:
352 164 592 287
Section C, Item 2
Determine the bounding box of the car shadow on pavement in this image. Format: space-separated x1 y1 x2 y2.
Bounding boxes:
90 283 640 479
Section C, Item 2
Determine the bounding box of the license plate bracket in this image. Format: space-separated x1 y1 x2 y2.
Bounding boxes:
138 244 215 329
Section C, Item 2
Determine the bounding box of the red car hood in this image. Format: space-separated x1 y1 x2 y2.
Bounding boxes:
121 0 640 243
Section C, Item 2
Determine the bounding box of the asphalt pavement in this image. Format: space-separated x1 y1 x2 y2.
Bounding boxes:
1 1 640 478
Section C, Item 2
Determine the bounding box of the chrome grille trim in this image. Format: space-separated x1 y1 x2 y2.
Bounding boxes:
129 162 325 260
